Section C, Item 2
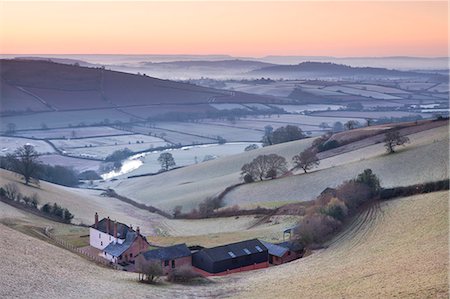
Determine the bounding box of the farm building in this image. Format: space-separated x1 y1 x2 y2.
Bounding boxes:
261 240 304 265
140 244 192 275
192 239 269 276
89 213 149 264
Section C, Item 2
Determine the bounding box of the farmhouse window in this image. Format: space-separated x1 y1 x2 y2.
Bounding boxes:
101 241 103 246
164 260 169 267
171 260 175 268
130 253 133 257
288 251 291 256
99 233 101 238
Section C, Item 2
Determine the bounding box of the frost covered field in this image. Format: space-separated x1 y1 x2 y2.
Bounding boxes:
105 142 260 178
15 126 130 139
0 136 55 155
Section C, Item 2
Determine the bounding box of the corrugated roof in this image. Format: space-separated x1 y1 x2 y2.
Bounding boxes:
103 232 137 257
200 239 267 262
143 244 191 261
260 241 289 257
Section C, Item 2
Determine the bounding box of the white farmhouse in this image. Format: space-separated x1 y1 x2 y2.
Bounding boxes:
89 213 149 264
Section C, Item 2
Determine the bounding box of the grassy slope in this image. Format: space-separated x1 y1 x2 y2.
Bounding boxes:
1 191 446 298
0 169 165 234
224 125 449 207
230 191 449 298
106 137 315 211
0 219 229 299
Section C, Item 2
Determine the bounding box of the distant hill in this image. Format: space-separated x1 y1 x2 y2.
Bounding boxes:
249 61 439 79
14 57 96 67
0 59 276 114
141 59 274 69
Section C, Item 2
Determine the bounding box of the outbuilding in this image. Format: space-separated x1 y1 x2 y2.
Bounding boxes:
192 239 268 276
261 240 304 265
141 243 192 275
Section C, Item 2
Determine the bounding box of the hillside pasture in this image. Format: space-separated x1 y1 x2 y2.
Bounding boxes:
38 154 101 172
398 82 436 91
14 126 130 139
0 109 131 131
154 122 264 142
0 82 50 113
210 103 251 110
273 104 344 113
130 124 215 145
0 136 55 155
231 191 449 298
344 83 410 94
311 110 427 119
203 119 322 134
244 114 366 126
223 133 448 207
323 85 402 100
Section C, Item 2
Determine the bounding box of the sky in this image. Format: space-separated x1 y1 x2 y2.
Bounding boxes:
0 1 448 57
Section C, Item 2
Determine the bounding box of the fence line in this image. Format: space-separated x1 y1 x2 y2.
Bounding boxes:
44 226 119 270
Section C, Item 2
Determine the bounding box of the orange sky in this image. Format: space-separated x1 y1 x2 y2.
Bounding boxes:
0 1 448 57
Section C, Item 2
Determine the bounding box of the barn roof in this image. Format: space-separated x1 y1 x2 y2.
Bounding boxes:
103 232 137 257
143 244 191 261
199 239 267 262
276 240 304 252
260 241 289 257
92 218 131 239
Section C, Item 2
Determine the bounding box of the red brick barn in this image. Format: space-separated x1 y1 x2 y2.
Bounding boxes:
141 244 192 275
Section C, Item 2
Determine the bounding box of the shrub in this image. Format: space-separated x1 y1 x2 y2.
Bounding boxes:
320 198 348 221
78 170 101 180
336 180 372 210
243 173 254 183
294 214 342 246
317 140 340 152
167 265 204 283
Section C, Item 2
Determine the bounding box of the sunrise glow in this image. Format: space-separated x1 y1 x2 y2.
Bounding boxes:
0 1 448 57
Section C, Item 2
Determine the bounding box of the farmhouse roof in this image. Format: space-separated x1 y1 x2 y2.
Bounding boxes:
199 239 267 262
260 241 289 257
92 218 130 239
103 232 137 257
143 244 191 261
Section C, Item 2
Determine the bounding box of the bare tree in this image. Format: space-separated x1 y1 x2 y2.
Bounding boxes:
4 183 20 201
157 152 176 171
135 255 163 283
292 148 320 173
344 120 359 130
384 130 410 153
7 145 41 185
241 154 288 181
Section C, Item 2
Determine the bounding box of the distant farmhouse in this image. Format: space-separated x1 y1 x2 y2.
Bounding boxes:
192 239 269 276
89 213 149 264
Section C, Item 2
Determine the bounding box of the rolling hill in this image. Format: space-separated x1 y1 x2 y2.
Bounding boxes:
226 191 449 298
249 61 446 80
0 59 279 114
